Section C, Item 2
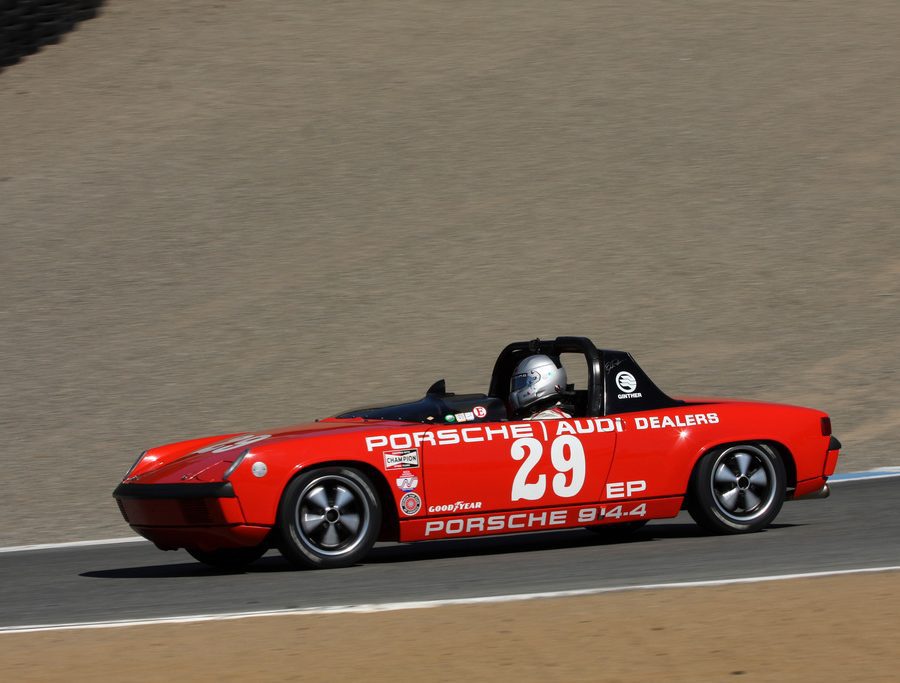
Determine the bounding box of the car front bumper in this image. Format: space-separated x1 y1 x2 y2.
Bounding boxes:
113 482 271 551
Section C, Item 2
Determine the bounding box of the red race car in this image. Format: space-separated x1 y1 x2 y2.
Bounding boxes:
114 337 841 570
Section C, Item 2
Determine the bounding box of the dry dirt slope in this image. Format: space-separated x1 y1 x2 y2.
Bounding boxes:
2 574 900 681
1 1 898 544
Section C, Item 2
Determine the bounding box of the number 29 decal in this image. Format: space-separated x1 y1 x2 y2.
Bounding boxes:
511 435 586 501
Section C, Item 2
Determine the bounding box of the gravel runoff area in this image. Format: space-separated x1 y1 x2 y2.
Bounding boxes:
1 1 899 545
1 573 899 681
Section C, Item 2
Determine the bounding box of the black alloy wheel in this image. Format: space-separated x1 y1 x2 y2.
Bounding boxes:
688 443 786 533
278 467 381 569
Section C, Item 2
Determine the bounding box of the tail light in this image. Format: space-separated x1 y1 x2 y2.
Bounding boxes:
821 417 832 436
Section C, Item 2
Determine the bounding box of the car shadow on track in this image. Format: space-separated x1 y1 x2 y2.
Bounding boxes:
81 562 225 579
79 522 802 578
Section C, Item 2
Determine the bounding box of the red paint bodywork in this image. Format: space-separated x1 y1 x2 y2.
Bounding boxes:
115 397 838 552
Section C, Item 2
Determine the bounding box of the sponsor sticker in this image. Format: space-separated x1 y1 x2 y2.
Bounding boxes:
615 371 643 399
427 501 483 513
383 449 419 470
454 412 468 423
396 474 419 492
400 492 422 516
615 371 637 393
444 414 456 423
473 406 487 418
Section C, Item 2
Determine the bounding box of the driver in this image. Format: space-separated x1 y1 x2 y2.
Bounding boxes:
509 355 572 420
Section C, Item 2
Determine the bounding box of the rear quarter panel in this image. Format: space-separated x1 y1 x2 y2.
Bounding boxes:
607 400 831 497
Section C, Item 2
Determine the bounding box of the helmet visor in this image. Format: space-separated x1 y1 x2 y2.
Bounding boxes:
511 372 535 391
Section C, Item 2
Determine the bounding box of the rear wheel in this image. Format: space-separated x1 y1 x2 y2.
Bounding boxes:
187 545 267 571
688 443 786 533
278 467 381 569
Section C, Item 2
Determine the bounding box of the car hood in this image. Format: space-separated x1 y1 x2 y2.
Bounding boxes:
127 418 413 482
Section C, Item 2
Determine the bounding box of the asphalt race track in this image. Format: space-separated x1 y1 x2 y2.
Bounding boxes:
1 477 895 630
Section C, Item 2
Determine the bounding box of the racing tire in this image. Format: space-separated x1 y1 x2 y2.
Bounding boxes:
584 520 647 538
187 544 268 571
687 443 786 534
278 467 381 569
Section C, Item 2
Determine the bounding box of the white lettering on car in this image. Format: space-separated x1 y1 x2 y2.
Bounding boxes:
510 437 546 501
412 431 436 447
634 412 719 430
424 502 648 536
466 517 485 532
461 427 484 443
550 435 586 498
365 435 388 451
435 428 461 445
511 435 586 501
427 501 484 513
367 423 535 452
365 412 718 452
605 480 647 499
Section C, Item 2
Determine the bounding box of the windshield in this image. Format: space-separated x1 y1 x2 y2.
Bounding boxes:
336 389 509 424
336 395 444 423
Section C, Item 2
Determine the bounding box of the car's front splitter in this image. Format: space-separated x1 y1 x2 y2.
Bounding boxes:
130 523 272 551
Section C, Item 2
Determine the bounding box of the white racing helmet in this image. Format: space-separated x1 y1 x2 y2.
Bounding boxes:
509 354 567 412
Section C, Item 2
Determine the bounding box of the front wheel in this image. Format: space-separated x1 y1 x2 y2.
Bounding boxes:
278 467 381 569
688 443 786 534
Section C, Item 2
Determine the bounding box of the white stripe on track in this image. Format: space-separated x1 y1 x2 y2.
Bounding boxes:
2 565 898 635
0 536 146 554
830 467 900 482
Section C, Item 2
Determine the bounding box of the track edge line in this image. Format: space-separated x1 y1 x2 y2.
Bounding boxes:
3 564 899 635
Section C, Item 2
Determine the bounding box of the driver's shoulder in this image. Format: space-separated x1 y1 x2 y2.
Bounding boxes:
527 406 572 420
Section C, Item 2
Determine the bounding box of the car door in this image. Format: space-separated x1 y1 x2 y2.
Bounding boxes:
421 415 619 518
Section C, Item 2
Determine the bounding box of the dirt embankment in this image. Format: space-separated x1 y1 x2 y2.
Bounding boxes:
2 1 899 545
2 573 899 681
